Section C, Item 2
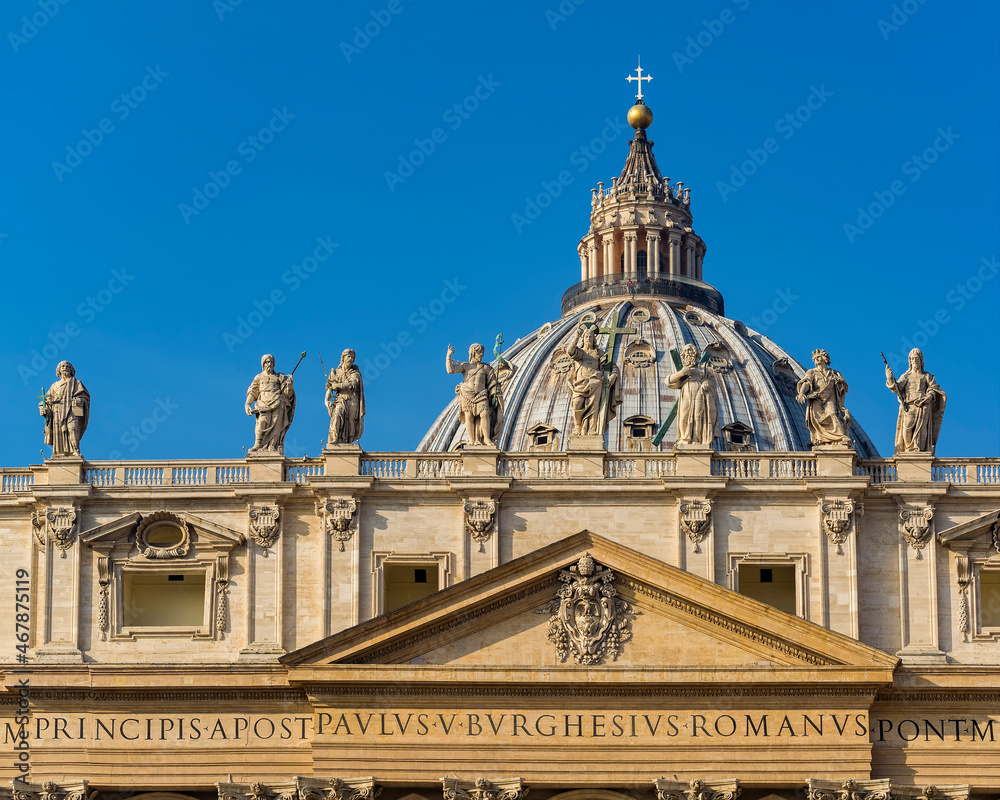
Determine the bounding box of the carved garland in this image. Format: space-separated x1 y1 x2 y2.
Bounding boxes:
216 556 229 639
248 504 281 553
537 553 633 665
899 505 935 558
464 500 497 551
97 557 111 641
680 499 712 553
957 556 971 643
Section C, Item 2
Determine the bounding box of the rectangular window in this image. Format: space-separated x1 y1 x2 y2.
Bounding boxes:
383 563 440 613
981 569 1000 630
123 572 207 627
738 564 796 615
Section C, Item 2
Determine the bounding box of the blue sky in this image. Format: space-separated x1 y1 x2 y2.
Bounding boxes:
1 0 997 463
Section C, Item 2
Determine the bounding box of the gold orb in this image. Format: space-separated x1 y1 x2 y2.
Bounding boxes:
627 102 653 130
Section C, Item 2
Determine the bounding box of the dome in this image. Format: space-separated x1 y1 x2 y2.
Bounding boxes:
419 70 878 458
417 299 879 456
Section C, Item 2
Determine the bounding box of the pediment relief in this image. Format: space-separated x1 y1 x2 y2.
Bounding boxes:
938 509 1000 554
283 532 897 675
80 510 245 557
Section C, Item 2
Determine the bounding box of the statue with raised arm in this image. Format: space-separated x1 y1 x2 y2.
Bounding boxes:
246 354 296 454
326 348 365 445
446 343 503 447
796 348 851 447
39 360 90 457
565 326 621 438
666 344 719 446
886 348 946 454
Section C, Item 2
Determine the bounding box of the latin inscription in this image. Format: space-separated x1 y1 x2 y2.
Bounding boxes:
3 712 996 746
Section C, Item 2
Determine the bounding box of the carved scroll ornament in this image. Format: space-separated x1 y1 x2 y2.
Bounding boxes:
465 499 497 551
441 778 529 800
680 499 712 553
899 505 935 557
821 499 861 554
248 504 281 553
655 779 741 800
32 507 77 557
12 783 95 800
538 552 633 665
219 776 381 800
319 498 358 552
807 780 891 800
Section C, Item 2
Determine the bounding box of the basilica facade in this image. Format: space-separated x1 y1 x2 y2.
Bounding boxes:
2 75 999 800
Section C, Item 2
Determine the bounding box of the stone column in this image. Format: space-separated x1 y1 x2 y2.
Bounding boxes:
587 241 597 281
578 244 587 283
648 231 661 279
622 231 638 278
894 497 946 663
602 231 615 279
695 244 704 280
668 231 682 277
684 239 696 278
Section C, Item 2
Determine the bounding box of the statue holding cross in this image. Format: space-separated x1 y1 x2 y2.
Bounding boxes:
565 319 628 440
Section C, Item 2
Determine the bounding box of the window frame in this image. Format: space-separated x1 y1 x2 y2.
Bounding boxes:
727 552 810 619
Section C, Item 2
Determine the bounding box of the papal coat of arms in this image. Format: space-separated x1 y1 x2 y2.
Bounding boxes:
539 552 633 665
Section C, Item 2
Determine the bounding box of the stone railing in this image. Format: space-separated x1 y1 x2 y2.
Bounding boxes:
498 454 571 479
931 458 1000 484
84 461 251 487
3 453 999 492
285 459 325 484
711 455 818 479
855 459 898 484
605 455 677 478
0 468 33 492
359 453 465 479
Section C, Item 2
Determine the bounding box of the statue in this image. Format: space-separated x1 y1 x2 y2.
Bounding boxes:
565 326 622 438
325 348 365 445
666 344 719 446
796 349 851 447
245 354 295 454
885 348 946 454
39 361 89 457
446 343 503 447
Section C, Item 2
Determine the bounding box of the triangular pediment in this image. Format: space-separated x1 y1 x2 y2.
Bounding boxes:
938 509 1000 550
283 532 897 676
80 510 245 548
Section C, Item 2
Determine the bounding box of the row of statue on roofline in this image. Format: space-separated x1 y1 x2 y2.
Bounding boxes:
36 328 945 461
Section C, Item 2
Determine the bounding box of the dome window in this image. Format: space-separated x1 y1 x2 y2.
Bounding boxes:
629 307 651 324
704 342 732 374
684 309 704 326
550 348 573 375
722 421 755 452
527 423 560 452
623 415 656 452
624 339 656 369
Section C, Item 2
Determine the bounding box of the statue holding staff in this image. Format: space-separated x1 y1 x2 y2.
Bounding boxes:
885 348 946 454
246 353 298 454
325 348 365 445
